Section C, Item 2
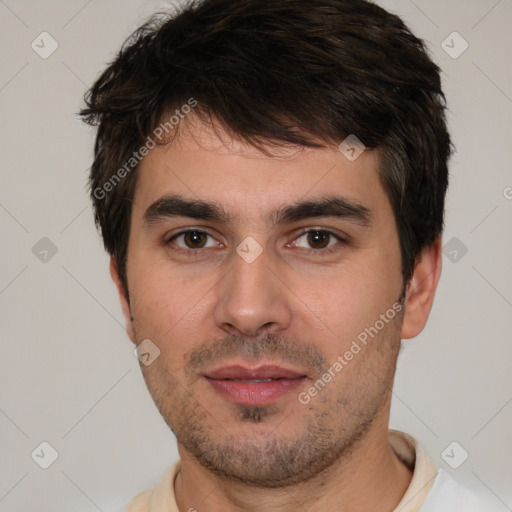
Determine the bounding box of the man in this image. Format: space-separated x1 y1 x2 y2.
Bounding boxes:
81 0 495 510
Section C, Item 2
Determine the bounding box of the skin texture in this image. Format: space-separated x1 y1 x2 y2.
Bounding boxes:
111 116 442 512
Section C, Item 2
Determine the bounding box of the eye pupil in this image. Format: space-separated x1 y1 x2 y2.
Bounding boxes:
184 231 207 248
307 230 329 249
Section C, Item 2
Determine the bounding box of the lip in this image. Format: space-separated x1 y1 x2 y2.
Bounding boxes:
203 364 308 406
204 364 306 380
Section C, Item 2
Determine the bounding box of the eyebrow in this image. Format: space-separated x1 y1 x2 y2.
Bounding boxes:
143 194 372 227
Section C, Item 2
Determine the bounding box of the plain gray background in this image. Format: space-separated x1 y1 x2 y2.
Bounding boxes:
1 0 511 510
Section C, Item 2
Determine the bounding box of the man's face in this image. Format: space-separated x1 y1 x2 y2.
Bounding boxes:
123 118 405 487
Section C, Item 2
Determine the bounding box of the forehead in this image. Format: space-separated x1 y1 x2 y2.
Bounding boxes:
133 117 388 223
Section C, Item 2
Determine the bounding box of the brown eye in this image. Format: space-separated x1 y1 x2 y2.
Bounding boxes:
169 230 217 250
307 230 331 249
291 229 345 255
183 231 207 248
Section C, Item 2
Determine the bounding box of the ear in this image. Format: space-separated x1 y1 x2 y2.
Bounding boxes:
400 236 442 339
110 256 136 343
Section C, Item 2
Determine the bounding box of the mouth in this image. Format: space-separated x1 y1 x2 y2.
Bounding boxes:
203 364 308 406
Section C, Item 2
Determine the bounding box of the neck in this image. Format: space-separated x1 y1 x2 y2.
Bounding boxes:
174 419 413 512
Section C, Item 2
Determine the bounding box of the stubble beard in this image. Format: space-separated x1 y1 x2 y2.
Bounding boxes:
138 320 402 488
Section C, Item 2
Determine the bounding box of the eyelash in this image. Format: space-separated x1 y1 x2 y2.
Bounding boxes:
166 228 347 257
292 229 347 256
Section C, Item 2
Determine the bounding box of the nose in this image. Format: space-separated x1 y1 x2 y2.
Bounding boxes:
213 245 293 337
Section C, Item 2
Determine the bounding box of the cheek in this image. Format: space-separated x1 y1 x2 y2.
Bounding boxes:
290 262 397 353
127 259 218 356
